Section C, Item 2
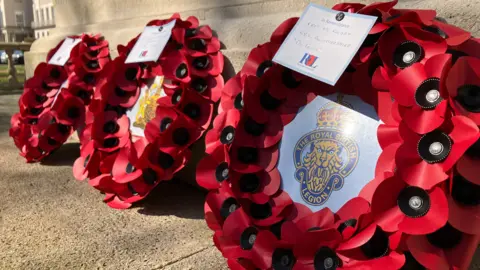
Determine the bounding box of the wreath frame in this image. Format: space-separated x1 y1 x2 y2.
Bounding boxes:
196 1 480 269
73 13 225 209
10 34 111 162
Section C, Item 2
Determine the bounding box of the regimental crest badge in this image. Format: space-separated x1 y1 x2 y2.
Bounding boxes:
293 94 359 206
133 76 165 129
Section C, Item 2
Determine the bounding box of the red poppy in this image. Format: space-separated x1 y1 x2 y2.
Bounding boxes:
139 139 189 179
240 190 292 227
92 110 129 140
371 175 448 235
73 140 101 180
112 58 142 91
383 8 436 27
292 227 343 269
447 38 480 64
336 223 406 269
378 24 447 74
196 146 231 190
111 140 146 184
50 91 86 128
334 197 371 240
218 208 259 260
230 168 281 204
234 109 283 149
267 66 318 107
205 109 241 154
155 50 191 83
281 207 335 245
447 156 480 235
240 42 280 77
244 230 296 269
204 184 238 231
103 81 140 108
446 56 480 125
64 79 93 105
219 74 246 114
407 222 478 270
69 64 101 87
76 54 111 73
391 54 452 134
78 35 110 60
173 26 221 57
188 52 224 77
157 88 214 130
229 142 278 174
269 202 313 239
395 116 479 189
340 1 399 66
188 74 224 102
89 174 151 209
148 109 202 154
242 75 299 126
424 19 471 46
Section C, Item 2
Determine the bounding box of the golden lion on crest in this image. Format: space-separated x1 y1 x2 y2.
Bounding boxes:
302 140 343 193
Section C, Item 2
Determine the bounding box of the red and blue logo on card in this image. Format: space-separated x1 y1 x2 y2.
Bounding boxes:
139 50 148 57
299 53 319 68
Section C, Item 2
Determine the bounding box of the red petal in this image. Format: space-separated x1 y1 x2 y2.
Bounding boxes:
390 63 426 107
407 235 450 270
402 102 447 134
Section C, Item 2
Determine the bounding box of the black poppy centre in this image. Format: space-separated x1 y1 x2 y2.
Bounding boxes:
240 227 258 250
256 60 273 78
272 248 296 270
360 227 389 259
239 173 261 193
397 186 431 218
314 247 340 270
393 41 424 69
418 131 452 163
220 126 235 144
220 197 239 219
415 78 442 109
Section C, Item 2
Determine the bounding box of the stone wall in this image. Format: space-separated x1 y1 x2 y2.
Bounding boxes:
25 0 379 77
25 0 480 78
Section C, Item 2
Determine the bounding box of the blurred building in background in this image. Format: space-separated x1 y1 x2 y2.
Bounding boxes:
0 0 34 42
31 0 54 39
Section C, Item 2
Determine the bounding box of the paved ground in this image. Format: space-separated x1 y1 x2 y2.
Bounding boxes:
0 92 228 269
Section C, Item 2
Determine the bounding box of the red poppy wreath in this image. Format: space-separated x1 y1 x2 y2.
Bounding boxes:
10 34 111 162
73 13 224 209
197 1 480 269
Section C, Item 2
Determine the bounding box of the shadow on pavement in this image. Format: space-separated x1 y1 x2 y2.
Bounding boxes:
136 179 207 220
40 142 81 166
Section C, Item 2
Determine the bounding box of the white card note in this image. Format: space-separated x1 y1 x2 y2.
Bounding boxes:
273 4 377 86
48 38 82 66
125 20 176 64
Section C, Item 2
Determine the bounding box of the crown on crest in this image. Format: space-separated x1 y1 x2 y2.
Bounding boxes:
316 94 354 129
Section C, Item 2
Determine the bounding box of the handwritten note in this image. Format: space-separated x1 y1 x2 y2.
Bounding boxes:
48 38 82 66
125 20 176 64
273 4 377 86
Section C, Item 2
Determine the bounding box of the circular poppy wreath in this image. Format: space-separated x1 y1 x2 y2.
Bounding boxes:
73 13 224 209
196 1 480 269
10 34 111 162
